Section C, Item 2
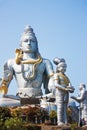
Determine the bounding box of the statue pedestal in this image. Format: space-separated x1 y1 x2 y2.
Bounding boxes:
20 98 40 105
41 125 71 130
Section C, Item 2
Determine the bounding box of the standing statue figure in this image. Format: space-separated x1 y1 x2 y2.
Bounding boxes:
71 83 87 126
0 25 54 106
53 57 74 126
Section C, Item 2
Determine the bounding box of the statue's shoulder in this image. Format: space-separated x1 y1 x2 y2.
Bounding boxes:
6 58 15 66
42 58 54 73
43 58 52 65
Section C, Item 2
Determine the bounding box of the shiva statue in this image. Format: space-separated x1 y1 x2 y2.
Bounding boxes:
71 83 87 125
53 57 74 126
0 25 54 106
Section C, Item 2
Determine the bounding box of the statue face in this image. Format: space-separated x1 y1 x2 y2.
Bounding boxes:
58 65 66 73
20 36 38 53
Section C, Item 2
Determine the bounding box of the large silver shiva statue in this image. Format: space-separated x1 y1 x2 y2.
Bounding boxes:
53 57 74 126
71 83 87 125
0 25 54 106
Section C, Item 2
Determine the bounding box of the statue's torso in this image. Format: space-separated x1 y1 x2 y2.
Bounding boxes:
13 62 45 87
6 58 53 97
54 73 69 102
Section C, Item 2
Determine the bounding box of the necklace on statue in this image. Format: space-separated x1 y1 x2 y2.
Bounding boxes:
21 55 43 81
21 63 37 81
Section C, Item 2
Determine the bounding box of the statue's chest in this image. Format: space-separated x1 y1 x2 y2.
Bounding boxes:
22 64 34 73
58 75 69 86
13 62 45 75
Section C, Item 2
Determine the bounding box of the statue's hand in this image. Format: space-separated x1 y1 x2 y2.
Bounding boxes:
0 85 8 94
66 85 75 93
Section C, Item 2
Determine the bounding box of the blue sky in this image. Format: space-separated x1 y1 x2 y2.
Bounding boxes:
0 0 87 98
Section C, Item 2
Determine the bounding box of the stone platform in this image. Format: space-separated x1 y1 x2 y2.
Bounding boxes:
35 124 87 130
20 97 40 105
41 125 71 130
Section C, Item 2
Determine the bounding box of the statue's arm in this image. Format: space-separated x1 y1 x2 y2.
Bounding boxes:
0 60 14 94
54 73 67 92
71 96 80 103
43 59 54 94
55 82 67 91
54 73 75 93
71 90 85 102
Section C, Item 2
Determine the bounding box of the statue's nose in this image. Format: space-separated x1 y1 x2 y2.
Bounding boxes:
28 40 31 45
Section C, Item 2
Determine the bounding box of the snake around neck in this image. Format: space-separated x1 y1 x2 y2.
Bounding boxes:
22 56 43 81
15 49 43 80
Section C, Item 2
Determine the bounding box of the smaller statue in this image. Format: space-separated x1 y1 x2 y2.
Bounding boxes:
71 83 87 126
53 57 74 126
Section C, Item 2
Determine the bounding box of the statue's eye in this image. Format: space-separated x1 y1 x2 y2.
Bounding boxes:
24 39 28 42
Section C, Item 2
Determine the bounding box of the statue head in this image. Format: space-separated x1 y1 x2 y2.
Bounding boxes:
79 83 86 90
20 25 39 54
53 57 67 73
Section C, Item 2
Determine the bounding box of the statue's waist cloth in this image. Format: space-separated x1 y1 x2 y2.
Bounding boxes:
17 87 43 97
